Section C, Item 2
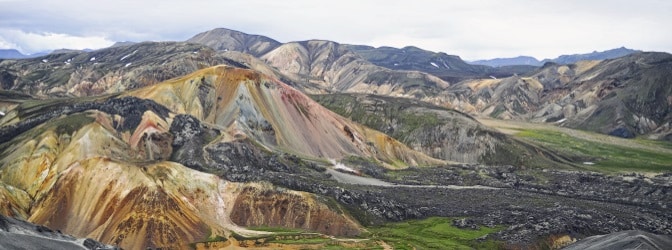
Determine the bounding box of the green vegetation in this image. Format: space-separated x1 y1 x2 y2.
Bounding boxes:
489 104 506 118
230 217 503 249
516 129 672 172
634 137 672 151
312 94 444 141
367 217 504 250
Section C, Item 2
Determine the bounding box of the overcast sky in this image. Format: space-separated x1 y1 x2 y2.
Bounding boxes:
0 0 670 60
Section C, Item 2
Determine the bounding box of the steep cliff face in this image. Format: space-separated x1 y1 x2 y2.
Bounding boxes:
230 183 361 236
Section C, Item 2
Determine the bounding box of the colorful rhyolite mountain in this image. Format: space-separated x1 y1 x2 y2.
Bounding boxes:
0 65 441 248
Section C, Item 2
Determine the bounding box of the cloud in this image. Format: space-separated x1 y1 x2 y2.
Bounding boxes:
0 0 670 59
0 29 114 54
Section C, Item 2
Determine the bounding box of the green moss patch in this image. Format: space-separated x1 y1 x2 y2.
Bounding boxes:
367 217 504 250
517 129 672 172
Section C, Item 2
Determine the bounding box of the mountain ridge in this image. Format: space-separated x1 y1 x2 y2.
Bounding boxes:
187 28 281 57
470 47 641 67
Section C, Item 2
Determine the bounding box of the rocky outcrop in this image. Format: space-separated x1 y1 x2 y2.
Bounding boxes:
0 214 117 250
0 96 170 144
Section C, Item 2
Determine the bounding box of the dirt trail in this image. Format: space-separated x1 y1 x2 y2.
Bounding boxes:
378 240 393 250
326 169 499 190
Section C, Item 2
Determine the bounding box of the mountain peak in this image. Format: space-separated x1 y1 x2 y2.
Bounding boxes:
130 65 442 168
187 28 281 56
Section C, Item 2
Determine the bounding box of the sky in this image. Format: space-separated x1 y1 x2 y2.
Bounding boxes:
0 0 670 60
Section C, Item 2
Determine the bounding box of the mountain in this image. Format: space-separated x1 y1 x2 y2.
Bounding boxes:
0 41 246 98
187 28 494 83
187 28 281 56
0 49 49 59
127 66 441 168
1 28 669 141
345 45 536 82
188 30 456 101
312 93 574 169
471 56 542 67
260 40 453 99
0 65 442 248
186 28 536 116
0 49 27 59
544 47 641 65
0 39 455 129
471 47 641 68
540 52 672 140
449 52 672 140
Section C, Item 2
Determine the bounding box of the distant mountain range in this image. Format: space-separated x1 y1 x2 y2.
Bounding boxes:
1 28 669 141
0 48 94 59
0 49 49 59
470 47 641 67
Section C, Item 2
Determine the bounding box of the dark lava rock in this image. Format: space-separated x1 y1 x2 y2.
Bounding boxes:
0 214 118 250
0 96 171 143
453 218 479 230
562 230 672 250
169 114 220 171
608 127 635 138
